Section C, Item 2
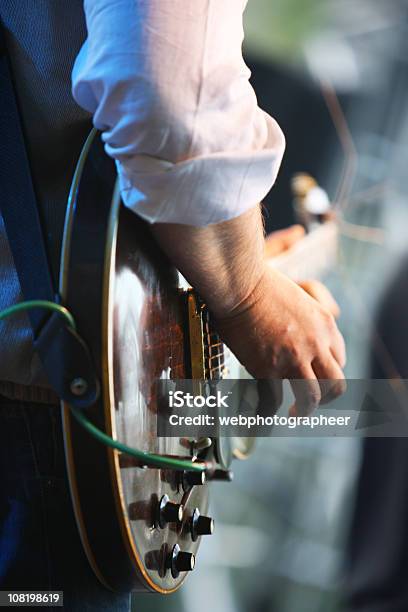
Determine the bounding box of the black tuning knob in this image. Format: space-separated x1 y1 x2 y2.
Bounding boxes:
182 470 206 491
158 495 183 528
208 469 234 482
190 508 214 541
169 544 195 578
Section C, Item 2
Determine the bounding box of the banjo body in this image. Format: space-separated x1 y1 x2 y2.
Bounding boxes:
60 131 212 593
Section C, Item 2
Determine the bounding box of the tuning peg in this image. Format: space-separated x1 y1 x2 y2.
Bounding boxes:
158 494 183 528
190 508 214 541
207 469 234 482
181 470 206 491
180 437 212 453
169 544 195 578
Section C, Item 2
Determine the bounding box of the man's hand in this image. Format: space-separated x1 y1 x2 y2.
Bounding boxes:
214 266 346 415
152 205 346 414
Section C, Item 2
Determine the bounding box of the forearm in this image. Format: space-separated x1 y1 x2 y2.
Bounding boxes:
152 204 346 414
151 205 265 318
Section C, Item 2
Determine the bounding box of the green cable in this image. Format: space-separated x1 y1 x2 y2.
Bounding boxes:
0 300 76 330
0 299 206 473
70 406 206 472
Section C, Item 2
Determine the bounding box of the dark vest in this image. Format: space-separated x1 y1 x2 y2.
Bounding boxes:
0 1 92 390
1 0 92 281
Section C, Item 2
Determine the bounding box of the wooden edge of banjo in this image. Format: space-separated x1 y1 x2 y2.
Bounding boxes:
59 129 180 594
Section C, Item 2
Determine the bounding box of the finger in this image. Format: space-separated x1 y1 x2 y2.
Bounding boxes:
289 366 321 416
330 326 347 368
298 280 340 318
312 356 347 405
265 224 305 257
257 379 283 418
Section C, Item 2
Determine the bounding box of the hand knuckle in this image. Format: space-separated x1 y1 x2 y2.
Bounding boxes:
324 310 336 328
333 380 347 397
309 390 321 405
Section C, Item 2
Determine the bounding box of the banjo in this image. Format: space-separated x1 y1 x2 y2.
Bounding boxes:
60 129 337 593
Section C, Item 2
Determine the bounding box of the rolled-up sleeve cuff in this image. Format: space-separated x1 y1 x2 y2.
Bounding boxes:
116 112 285 226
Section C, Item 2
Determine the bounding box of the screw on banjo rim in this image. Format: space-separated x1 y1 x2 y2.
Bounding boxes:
70 377 88 396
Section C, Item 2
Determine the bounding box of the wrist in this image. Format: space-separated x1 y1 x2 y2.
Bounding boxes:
210 262 270 322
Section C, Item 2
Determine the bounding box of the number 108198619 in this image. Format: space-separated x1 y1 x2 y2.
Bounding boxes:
0 592 63 607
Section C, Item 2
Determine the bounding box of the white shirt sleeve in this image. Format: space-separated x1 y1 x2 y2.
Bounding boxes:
72 0 285 226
